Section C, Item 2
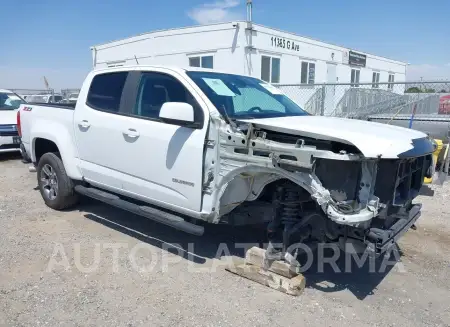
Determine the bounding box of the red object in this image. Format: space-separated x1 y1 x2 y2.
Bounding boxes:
439 95 450 114
16 110 21 137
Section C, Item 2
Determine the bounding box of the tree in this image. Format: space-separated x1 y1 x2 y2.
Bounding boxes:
424 88 436 93
405 87 422 93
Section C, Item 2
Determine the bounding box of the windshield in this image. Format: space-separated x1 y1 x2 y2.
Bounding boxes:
27 95 49 103
68 93 79 99
186 71 309 119
0 92 25 110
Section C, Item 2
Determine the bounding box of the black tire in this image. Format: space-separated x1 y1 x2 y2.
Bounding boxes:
37 152 79 210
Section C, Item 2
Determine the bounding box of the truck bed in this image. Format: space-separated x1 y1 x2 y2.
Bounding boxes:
19 103 76 163
25 102 76 110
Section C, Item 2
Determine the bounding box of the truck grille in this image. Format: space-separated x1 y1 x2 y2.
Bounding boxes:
0 125 18 137
374 155 432 206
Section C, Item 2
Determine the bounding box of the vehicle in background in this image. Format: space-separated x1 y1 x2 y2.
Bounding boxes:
0 89 25 154
67 93 79 104
18 65 435 265
26 94 64 104
368 114 450 141
19 94 33 101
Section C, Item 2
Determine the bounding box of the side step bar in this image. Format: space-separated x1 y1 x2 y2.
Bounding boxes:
74 185 204 236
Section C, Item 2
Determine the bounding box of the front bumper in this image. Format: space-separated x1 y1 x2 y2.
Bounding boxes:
364 204 422 255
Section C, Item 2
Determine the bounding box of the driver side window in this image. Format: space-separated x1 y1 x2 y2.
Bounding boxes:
232 88 285 113
133 72 203 123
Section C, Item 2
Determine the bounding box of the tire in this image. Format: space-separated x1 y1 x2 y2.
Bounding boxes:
37 152 79 210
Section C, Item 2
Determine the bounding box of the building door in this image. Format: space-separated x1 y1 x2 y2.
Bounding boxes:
325 63 337 114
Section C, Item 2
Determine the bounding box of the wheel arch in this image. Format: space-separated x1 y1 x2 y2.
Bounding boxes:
31 121 82 180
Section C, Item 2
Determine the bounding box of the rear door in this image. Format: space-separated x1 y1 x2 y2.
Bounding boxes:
113 70 209 212
74 70 138 190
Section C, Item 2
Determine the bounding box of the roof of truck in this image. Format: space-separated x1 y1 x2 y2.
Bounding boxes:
94 64 245 76
0 89 13 93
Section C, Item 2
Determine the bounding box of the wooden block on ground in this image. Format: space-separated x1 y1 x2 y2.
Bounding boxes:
245 246 299 278
225 262 306 296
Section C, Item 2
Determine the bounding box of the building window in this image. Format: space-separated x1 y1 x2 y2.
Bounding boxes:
350 69 360 87
388 74 395 90
301 61 315 84
189 55 214 69
261 56 280 83
372 72 380 88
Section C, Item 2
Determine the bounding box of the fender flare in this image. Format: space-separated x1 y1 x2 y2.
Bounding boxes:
31 120 82 180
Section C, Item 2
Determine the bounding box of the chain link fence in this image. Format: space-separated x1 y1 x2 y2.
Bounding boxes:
276 81 450 119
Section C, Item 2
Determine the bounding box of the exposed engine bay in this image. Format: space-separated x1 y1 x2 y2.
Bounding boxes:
202 117 434 257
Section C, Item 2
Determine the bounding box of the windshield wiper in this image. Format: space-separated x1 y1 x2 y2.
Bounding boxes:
221 105 238 129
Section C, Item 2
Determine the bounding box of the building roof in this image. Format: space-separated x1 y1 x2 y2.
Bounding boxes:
91 20 407 65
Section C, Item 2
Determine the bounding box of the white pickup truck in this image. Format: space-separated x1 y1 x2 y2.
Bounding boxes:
18 65 435 259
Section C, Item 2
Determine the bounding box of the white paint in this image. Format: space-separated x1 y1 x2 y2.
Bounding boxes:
0 110 18 125
159 102 195 122
239 115 427 159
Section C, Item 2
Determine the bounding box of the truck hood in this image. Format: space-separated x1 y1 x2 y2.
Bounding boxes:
240 116 434 159
0 110 18 125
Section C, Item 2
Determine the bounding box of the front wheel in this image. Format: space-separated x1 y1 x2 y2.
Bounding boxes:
37 152 78 210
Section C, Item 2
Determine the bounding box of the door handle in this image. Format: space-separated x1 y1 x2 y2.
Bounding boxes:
123 128 140 138
78 120 90 128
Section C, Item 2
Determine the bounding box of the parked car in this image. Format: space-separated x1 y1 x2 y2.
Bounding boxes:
26 94 64 104
67 92 79 104
0 89 25 154
18 65 435 261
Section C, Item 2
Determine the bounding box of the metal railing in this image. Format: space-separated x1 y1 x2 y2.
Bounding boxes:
276 81 450 119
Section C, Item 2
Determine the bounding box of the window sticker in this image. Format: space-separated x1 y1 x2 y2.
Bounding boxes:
202 78 236 96
259 83 283 95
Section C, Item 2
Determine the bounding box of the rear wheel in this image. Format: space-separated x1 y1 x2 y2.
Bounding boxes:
37 152 78 210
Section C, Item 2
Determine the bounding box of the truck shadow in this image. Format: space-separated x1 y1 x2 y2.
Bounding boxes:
0 152 22 161
419 184 435 197
80 198 399 300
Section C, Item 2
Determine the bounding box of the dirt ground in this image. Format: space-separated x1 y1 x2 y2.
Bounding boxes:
0 152 449 327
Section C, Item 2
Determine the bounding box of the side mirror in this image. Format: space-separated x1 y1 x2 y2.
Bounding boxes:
159 102 196 127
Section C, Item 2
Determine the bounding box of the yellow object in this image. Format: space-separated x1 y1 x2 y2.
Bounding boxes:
424 139 444 184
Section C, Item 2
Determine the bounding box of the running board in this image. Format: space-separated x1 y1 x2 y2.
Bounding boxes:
74 185 204 236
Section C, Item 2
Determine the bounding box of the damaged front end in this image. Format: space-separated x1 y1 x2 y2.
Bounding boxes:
203 118 433 256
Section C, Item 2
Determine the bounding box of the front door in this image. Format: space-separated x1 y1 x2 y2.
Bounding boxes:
111 70 208 212
74 69 208 212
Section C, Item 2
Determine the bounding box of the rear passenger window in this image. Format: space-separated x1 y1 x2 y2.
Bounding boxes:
87 72 128 112
133 72 203 122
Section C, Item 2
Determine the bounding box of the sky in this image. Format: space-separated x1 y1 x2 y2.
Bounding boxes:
1 0 450 90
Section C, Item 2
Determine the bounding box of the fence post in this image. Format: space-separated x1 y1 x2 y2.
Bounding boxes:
320 85 326 116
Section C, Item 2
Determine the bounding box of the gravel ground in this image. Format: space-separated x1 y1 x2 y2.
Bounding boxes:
0 152 449 327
